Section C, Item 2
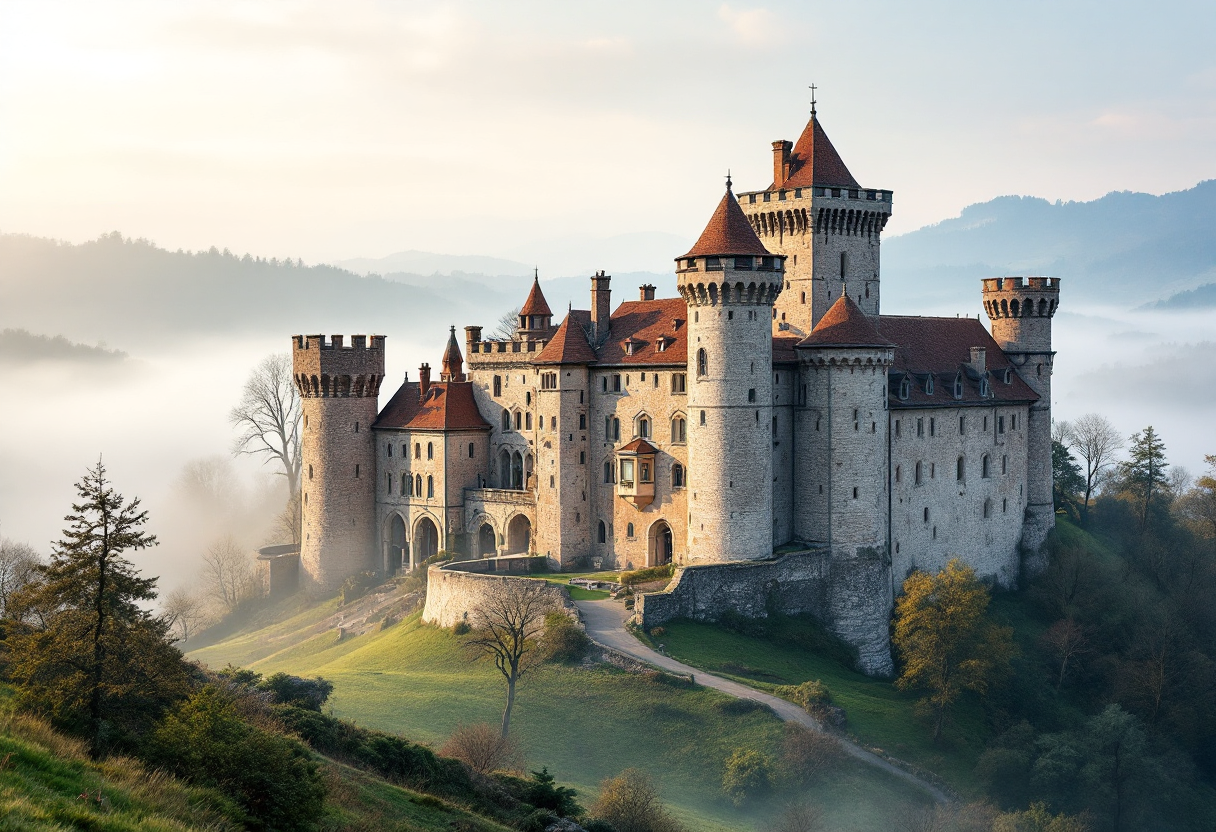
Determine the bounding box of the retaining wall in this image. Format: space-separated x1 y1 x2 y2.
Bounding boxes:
421 558 578 628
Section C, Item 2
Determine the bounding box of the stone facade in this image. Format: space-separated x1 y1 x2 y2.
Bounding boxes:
421 560 578 628
295 105 1060 675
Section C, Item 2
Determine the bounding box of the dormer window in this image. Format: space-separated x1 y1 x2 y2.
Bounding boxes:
924 375 934 395
1003 368 1013 384
953 373 963 400
979 378 990 398
624 338 637 356
899 378 910 401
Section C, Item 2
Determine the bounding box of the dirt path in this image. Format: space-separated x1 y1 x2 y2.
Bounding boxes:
575 598 952 805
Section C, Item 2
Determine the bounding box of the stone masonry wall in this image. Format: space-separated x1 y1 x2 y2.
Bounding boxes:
422 561 577 628
636 549 894 676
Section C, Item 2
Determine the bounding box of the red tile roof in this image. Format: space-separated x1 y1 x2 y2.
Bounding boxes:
772 335 800 364
595 298 689 366
519 276 553 317
798 294 893 349
681 187 772 258
774 116 860 190
619 437 659 454
533 311 597 365
375 380 490 431
875 315 1040 407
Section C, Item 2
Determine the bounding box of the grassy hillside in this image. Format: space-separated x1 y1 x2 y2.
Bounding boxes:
0 687 509 832
190 602 934 831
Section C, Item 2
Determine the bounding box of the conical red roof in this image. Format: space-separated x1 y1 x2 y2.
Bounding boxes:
440 326 463 380
798 293 892 349
680 186 771 259
775 116 859 190
520 276 553 317
534 312 598 365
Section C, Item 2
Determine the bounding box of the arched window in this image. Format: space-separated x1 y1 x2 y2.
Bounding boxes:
953 374 963 399
387 443 393 458
697 348 708 377
672 417 686 443
501 411 510 432
415 474 422 495
427 476 434 498
638 416 650 439
427 442 433 460
957 456 965 481
414 443 421 459
526 412 532 430
672 463 685 488
982 454 991 478
598 520 607 543
402 473 408 495
627 522 635 538
915 461 923 485
923 506 930 523
611 417 620 441
514 411 522 430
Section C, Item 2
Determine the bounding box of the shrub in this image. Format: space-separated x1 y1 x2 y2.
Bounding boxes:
440 722 522 775
619 564 674 586
146 685 324 832
775 679 832 710
778 724 843 787
721 748 773 806
773 802 826 832
539 612 590 663
526 767 582 817
590 768 685 832
717 698 773 717
338 571 379 605
452 620 472 636
648 626 666 638
258 672 333 711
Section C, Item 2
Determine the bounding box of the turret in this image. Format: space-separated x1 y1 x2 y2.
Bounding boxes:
519 273 553 335
676 180 784 564
292 334 386 594
982 277 1061 562
440 326 464 382
737 105 892 337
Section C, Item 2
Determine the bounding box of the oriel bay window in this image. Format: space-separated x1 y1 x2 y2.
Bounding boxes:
615 437 657 509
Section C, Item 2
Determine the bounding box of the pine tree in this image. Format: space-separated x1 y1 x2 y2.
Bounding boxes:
1052 440 1086 521
1117 426 1170 530
8 460 189 755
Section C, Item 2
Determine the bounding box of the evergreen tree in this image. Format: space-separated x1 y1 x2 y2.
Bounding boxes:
1117 426 1170 530
1052 440 1086 521
8 460 189 755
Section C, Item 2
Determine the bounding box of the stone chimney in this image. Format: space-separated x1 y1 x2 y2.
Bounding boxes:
418 363 431 401
970 347 986 373
639 284 656 301
591 271 612 342
772 140 792 186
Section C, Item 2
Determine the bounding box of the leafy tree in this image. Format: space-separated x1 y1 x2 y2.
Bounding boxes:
1053 440 1086 521
721 747 773 805
590 768 685 832
229 353 301 494
1115 426 1169 530
7 460 189 755
462 579 551 736
1175 455 1216 541
1058 414 1124 525
893 559 1015 741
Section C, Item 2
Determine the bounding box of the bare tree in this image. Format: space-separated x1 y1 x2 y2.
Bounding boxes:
162 586 209 643
1040 617 1090 690
1060 413 1124 524
229 353 301 494
490 307 520 341
440 722 523 774
0 538 40 617
462 579 551 736
270 492 302 546
201 536 257 614
774 802 826 832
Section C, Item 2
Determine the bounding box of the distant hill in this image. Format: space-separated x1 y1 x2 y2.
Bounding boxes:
882 180 1216 311
0 328 127 364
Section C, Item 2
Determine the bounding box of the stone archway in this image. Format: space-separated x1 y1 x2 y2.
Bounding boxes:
506 514 532 555
414 516 439 564
648 520 673 567
389 514 407 574
478 522 497 556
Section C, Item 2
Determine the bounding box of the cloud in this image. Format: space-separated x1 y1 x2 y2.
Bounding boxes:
717 4 783 46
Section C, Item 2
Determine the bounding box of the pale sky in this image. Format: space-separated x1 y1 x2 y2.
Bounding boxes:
2 0 1214 268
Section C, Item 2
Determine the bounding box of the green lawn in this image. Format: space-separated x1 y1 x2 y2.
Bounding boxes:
191 607 934 831
523 571 620 600
650 616 989 795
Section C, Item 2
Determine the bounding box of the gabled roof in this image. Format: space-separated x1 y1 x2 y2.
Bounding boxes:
595 298 688 366
875 315 1039 407
534 311 597 365
619 437 659 454
520 276 553 317
680 186 772 259
798 294 893 349
774 116 860 190
375 380 491 431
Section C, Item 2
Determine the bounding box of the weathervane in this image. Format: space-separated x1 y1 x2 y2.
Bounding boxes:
810 83 817 117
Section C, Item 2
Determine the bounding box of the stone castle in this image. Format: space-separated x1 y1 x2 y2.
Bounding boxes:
288 104 1060 674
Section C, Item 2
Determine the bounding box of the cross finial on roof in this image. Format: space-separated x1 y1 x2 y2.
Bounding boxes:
534 266 538 280
810 83 817 117
725 169 732 191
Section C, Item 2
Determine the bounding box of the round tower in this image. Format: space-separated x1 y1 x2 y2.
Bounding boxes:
292 334 386 594
982 277 1061 563
677 181 785 564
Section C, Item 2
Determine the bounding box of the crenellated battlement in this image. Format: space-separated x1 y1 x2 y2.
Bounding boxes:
292 333 385 399
982 277 1061 321
677 259 785 309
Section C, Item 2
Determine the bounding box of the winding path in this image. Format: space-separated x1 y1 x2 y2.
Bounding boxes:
575 598 952 805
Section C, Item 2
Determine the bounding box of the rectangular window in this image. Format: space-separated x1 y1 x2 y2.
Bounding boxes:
640 462 651 483
580 451 586 464
402 473 408 495
620 459 634 486
386 472 391 494
959 416 965 434
612 374 621 392
895 419 901 437
579 413 586 430
748 388 756 403
355 464 360 478
930 417 936 437
601 377 608 392
998 415 1005 434
917 418 924 437
672 373 686 393
493 375 501 397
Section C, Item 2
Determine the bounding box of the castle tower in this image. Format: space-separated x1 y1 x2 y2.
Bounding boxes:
518 273 554 337
794 293 895 674
440 326 464 381
982 277 1061 565
292 334 386 594
737 106 892 338
677 181 785 563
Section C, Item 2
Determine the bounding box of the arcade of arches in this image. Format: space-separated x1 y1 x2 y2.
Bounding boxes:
414 517 439 564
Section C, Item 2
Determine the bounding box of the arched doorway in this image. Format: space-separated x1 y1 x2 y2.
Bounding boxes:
649 520 673 567
506 515 531 554
414 517 439 564
478 522 496 556
389 514 407 574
